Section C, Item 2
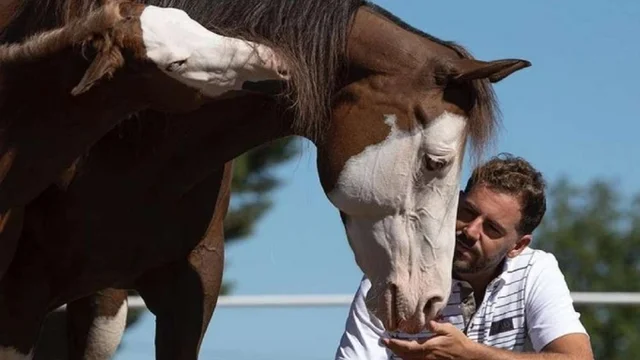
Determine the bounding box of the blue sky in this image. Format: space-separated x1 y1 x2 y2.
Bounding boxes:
115 0 639 358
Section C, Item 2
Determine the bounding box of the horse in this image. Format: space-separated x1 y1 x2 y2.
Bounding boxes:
0 0 290 282
0 0 531 358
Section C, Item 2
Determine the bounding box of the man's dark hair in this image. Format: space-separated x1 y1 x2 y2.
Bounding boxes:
464 153 547 235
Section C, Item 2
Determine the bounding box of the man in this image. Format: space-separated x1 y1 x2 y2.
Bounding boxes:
335 153 594 360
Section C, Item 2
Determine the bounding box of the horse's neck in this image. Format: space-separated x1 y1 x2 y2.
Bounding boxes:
72 93 296 183
0 0 22 37
0 0 97 41
162 94 296 164
347 7 427 74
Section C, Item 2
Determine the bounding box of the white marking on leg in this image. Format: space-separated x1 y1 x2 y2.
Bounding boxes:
139 6 289 97
84 299 128 359
0 347 33 360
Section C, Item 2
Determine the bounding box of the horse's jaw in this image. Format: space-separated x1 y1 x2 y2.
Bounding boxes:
326 111 466 333
342 210 457 333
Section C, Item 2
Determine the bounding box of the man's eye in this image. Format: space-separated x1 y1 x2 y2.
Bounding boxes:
457 207 476 223
484 223 502 238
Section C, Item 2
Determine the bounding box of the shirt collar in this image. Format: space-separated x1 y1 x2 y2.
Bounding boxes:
453 247 530 291
492 247 532 290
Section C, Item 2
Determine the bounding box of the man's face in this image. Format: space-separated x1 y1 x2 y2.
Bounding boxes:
454 184 524 274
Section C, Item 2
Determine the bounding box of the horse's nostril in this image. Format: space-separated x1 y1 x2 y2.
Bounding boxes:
384 282 403 330
389 283 399 296
390 283 399 323
424 295 444 320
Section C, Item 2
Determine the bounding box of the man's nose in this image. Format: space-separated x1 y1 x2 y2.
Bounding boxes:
463 217 483 240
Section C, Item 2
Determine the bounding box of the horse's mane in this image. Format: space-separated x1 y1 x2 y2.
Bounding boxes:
0 0 365 143
0 0 498 154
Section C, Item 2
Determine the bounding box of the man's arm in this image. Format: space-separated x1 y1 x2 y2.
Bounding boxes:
335 276 390 360
471 253 593 360
466 251 594 360
468 333 593 360
469 252 594 359
383 251 594 360
384 321 593 360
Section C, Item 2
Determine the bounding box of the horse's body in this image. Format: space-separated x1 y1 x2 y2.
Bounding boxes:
0 0 531 358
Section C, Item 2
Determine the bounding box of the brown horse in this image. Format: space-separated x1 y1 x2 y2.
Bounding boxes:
0 0 531 358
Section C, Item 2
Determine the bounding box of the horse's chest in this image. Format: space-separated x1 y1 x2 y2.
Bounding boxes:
24 168 226 296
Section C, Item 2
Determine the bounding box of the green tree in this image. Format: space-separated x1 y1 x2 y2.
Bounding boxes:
220 137 300 293
34 137 301 358
535 177 640 359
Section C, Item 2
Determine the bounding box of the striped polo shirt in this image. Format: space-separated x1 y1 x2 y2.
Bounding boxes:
335 247 588 360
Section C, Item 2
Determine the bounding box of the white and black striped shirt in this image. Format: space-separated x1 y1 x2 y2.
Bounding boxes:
335 247 588 360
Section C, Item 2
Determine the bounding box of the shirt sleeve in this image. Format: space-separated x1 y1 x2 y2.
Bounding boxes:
524 251 589 352
335 276 391 360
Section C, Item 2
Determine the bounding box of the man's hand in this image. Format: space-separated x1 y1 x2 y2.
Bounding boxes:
382 321 474 360
383 322 594 360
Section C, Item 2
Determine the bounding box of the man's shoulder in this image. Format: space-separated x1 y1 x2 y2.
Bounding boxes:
512 247 572 297
501 247 566 291
510 246 560 273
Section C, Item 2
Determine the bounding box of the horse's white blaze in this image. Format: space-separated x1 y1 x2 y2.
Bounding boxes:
139 6 288 97
327 111 467 326
0 347 33 360
84 300 128 358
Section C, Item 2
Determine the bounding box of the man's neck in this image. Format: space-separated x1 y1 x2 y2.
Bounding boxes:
454 260 506 297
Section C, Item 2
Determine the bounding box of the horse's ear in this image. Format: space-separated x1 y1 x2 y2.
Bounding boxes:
451 58 531 83
71 43 125 96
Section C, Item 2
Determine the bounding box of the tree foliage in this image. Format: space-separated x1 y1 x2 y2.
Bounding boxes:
220 137 299 292
224 137 299 245
535 177 640 359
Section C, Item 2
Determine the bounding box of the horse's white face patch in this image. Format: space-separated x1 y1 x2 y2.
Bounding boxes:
139 6 289 97
0 347 33 360
327 111 466 329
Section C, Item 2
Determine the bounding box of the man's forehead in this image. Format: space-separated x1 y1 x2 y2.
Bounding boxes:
460 185 522 226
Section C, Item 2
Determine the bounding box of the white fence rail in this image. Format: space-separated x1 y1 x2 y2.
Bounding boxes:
55 293 640 311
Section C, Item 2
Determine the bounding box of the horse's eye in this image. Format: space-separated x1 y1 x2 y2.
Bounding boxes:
426 157 448 172
166 59 187 72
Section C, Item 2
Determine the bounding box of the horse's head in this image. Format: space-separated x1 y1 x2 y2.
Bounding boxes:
66 3 290 110
314 6 530 333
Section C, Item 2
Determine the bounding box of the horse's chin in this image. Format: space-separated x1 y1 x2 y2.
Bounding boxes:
365 282 433 335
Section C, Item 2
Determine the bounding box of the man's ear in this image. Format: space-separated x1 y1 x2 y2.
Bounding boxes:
507 234 531 258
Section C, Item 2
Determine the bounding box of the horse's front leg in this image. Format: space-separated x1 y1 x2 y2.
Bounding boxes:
0 253 51 359
0 207 23 282
134 243 225 360
133 163 230 360
66 289 128 360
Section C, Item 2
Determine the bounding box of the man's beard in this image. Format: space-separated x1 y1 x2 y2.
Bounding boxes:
453 233 509 274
